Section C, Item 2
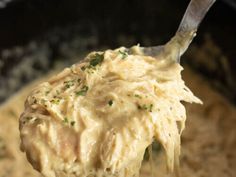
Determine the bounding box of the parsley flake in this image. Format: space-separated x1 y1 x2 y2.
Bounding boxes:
23 116 33 124
64 80 75 89
81 66 86 71
70 121 76 126
89 53 104 67
63 117 69 124
149 104 153 112
137 103 153 112
134 94 142 99
25 116 33 121
33 98 37 104
118 50 128 59
75 86 89 96
50 98 61 104
108 100 113 106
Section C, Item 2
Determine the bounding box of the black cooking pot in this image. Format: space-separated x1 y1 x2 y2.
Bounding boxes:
0 0 236 104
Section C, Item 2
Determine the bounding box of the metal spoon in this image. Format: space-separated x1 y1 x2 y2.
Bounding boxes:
130 0 216 62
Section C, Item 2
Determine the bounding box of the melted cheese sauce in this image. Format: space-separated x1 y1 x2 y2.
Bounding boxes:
19 46 201 177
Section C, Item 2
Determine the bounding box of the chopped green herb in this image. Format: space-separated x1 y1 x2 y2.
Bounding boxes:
25 116 33 121
81 66 86 71
22 116 33 124
108 100 113 106
77 78 81 83
80 53 104 71
134 94 142 99
137 103 153 112
63 117 69 124
149 104 153 112
89 53 104 67
56 90 60 95
33 98 37 104
75 86 89 96
118 50 128 59
64 80 75 89
70 121 75 126
50 98 60 104
137 104 145 110
45 91 50 95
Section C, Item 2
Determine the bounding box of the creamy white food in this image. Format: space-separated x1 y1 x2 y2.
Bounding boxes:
19 46 201 177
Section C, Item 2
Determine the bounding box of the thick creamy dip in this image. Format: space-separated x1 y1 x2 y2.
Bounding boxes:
19 46 201 177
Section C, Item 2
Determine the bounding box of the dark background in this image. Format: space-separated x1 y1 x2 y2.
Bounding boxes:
0 0 236 103
0 0 235 49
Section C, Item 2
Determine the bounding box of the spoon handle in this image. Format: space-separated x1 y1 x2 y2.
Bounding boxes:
140 0 216 61
172 0 216 57
178 0 216 33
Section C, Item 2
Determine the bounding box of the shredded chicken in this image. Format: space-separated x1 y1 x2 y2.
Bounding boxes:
19 46 201 177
